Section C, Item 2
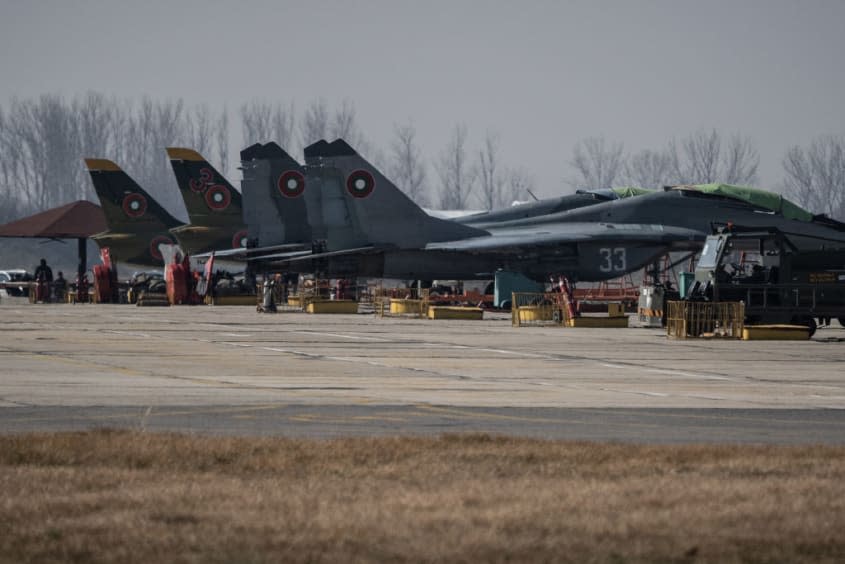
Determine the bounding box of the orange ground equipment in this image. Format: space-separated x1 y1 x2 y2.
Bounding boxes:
165 255 192 305
93 248 119 303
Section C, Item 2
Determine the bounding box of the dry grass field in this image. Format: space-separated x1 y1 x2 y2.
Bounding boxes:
1 430 844 563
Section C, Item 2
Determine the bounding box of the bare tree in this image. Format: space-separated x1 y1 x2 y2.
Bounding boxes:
72 91 120 202
389 122 428 206
331 99 358 140
0 93 238 223
240 100 274 144
670 129 759 185
782 135 845 219
300 98 329 148
328 98 380 162
271 101 295 152
505 166 536 204
477 132 510 210
186 104 214 157
568 137 625 189
216 105 229 176
437 124 476 209
241 99 297 154
624 148 674 188
722 134 759 185
0 104 22 221
5 95 81 211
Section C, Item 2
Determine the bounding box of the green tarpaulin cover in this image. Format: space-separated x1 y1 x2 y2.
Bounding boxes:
675 184 814 222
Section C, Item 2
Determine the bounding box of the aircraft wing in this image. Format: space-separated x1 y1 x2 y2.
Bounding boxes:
260 245 385 263
249 249 315 261
193 242 310 260
425 222 704 252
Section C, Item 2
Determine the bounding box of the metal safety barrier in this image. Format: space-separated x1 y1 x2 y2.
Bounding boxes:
373 287 430 318
666 301 744 339
511 292 569 327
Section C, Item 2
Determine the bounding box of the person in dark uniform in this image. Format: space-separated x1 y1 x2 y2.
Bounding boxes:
34 258 53 302
53 271 67 301
34 259 53 283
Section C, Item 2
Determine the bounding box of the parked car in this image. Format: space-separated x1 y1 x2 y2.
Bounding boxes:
0 269 32 297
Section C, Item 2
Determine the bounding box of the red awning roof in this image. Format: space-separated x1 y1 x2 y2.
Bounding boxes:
0 201 107 239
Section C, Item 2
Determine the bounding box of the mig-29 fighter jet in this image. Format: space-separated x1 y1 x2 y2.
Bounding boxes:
458 187 653 229
493 183 845 253
259 139 700 282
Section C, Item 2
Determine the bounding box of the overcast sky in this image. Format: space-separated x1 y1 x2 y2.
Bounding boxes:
1 0 843 197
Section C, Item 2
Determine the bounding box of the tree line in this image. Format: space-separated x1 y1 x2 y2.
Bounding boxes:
0 93 842 223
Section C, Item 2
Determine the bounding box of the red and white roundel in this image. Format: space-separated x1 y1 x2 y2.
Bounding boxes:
232 230 249 249
205 185 231 210
149 235 173 261
122 193 147 218
346 169 375 198
277 170 305 198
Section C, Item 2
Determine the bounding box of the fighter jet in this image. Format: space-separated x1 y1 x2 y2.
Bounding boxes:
166 147 249 253
257 139 701 282
490 183 845 252
457 187 653 228
85 159 183 266
221 140 655 273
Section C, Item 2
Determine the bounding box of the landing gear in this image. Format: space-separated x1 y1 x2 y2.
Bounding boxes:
791 316 817 337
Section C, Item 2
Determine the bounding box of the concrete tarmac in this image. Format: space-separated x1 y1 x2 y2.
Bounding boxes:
1 299 844 443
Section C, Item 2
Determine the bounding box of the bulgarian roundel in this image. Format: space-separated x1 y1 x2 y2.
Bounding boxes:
278 170 305 198
122 193 147 218
205 185 231 210
232 230 249 249
346 169 375 198
149 235 173 261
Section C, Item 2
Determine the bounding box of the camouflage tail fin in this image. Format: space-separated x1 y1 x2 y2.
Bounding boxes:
166 148 244 226
303 139 486 250
240 142 312 247
84 159 182 233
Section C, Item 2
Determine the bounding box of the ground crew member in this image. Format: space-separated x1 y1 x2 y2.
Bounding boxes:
53 271 67 301
34 258 53 302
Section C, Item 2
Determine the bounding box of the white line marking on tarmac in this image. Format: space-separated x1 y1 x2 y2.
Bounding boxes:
617 390 670 397
103 330 151 338
475 347 550 359
301 331 391 342
645 368 734 381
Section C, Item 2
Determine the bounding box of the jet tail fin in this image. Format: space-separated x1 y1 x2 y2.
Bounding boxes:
84 158 182 232
166 148 243 226
303 139 486 250
240 142 312 248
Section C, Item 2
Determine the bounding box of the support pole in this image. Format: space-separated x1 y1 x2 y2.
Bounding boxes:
77 237 87 281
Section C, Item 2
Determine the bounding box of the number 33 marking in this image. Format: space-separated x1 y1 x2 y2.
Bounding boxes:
599 247 627 272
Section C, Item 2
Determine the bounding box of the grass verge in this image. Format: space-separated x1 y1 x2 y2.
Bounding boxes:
1 430 844 563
